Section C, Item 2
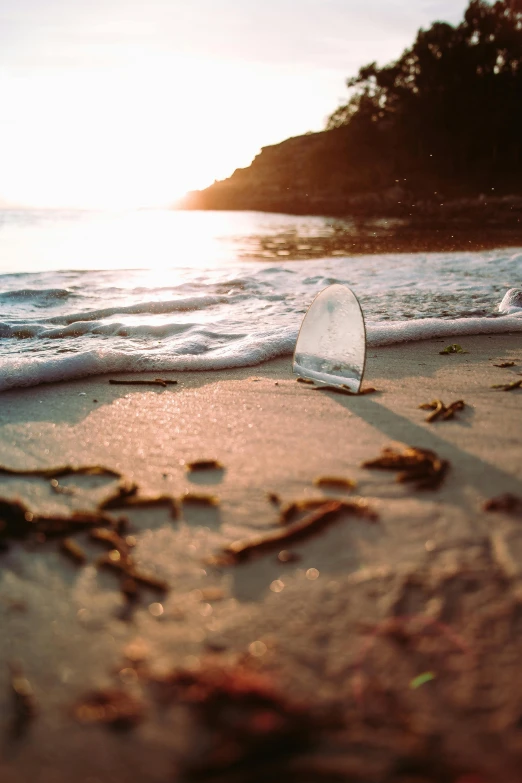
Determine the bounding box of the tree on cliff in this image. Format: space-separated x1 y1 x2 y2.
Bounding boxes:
327 0 522 191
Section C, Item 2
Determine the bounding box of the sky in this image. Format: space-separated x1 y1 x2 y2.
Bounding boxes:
0 0 470 209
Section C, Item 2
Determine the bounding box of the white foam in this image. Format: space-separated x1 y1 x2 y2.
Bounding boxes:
367 313 522 346
1 232 521 391
0 314 521 392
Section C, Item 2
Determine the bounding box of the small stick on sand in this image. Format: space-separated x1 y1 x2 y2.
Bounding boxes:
109 378 177 387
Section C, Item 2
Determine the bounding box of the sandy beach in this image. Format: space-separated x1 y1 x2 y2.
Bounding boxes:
1 332 521 782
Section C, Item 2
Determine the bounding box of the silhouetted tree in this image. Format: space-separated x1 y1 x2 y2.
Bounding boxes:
327 0 522 192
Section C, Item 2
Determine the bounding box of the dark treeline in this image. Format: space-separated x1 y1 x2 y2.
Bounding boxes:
181 0 522 222
326 0 522 194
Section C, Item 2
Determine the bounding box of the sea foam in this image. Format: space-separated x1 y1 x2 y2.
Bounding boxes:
1 248 521 391
0 313 521 392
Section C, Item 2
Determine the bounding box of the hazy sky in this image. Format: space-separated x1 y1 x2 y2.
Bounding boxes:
0 0 469 208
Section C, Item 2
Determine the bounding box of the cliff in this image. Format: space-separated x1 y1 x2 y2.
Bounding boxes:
178 126 402 216
177 124 522 222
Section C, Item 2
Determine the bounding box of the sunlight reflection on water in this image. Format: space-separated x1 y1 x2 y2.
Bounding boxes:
0 208 337 274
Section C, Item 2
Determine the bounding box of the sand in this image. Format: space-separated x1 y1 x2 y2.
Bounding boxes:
0 333 521 782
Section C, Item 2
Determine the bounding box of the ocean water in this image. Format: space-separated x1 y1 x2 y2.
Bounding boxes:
0 208 521 391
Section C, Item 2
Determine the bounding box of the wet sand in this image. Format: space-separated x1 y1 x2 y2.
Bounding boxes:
0 333 521 782
243 219 522 260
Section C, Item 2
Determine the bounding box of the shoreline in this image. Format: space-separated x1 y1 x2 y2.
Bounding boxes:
178 208 522 259
1 333 522 781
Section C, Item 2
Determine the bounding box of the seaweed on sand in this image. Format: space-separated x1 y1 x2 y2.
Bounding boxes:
182 492 220 507
483 493 522 514
98 481 139 509
491 379 522 391
59 537 87 564
279 497 369 525
418 399 465 422
101 491 179 519
96 549 169 594
186 460 224 472
0 464 121 479
313 476 357 491
362 446 448 490
0 496 117 542
439 344 468 355
208 500 377 566
266 491 281 506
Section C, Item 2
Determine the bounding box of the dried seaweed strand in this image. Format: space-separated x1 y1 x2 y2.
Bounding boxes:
89 527 132 556
483 493 522 514
0 497 119 542
186 459 224 471
266 491 281 506
97 551 168 592
182 492 219 507
418 398 445 422
99 481 139 509
282 497 376 525
313 476 357 491
0 464 121 479
36 511 119 537
103 493 178 519
442 400 465 420
279 497 338 524
60 538 87 564
362 446 448 490
210 500 376 565
491 379 522 391
418 399 465 423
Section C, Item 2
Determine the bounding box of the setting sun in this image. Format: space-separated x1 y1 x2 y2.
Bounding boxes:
0 53 344 209
0 1 470 210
